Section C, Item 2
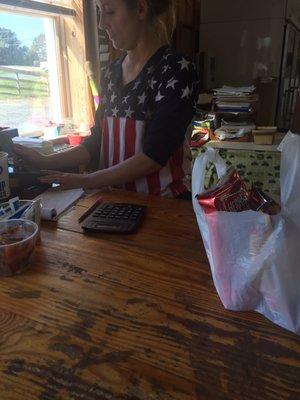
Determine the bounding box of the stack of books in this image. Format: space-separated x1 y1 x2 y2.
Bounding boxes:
213 85 257 113
212 85 258 141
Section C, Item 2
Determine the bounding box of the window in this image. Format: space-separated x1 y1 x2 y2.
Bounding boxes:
0 10 62 136
0 0 92 139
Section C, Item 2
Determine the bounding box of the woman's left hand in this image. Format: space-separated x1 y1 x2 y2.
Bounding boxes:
39 171 92 190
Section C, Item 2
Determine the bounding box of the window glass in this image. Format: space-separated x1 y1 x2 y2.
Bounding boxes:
0 11 62 136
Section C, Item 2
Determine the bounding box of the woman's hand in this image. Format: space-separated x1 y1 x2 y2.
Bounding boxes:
39 170 93 190
13 144 46 169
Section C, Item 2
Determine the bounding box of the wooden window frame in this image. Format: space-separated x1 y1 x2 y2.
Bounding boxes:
0 0 75 16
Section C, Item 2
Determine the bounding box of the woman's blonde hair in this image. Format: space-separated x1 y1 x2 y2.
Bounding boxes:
124 0 176 43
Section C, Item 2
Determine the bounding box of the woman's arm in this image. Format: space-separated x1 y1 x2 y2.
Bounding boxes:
14 143 91 170
39 152 161 190
88 152 161 187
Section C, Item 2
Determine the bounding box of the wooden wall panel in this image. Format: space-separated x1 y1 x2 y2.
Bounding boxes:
200 0 286 23
173 0 200 58
63 0 93 125
176 0 197 26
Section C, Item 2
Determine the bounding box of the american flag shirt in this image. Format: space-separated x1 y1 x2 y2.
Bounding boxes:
83 45 199 197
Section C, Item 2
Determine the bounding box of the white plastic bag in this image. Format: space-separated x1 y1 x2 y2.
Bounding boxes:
192 132 300 334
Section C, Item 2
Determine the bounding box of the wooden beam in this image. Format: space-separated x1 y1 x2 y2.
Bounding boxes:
0 0 76 16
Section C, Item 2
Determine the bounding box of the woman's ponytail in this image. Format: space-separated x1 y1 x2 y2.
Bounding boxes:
123 0 176 42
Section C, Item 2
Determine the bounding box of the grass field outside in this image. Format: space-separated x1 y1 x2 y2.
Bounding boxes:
0 66 51 131
0 66 49 100
0 97 52 130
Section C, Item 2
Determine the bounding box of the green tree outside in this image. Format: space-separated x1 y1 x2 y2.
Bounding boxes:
30 34 46 63
0 28 46 66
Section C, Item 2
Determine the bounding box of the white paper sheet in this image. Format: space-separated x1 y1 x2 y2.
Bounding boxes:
35 188 84 220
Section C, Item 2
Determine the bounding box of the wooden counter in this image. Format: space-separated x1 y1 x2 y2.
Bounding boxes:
0 189 299 399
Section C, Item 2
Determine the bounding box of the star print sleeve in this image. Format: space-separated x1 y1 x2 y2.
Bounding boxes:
142 55 199 166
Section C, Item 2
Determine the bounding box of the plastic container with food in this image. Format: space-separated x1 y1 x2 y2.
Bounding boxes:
0 219 39 277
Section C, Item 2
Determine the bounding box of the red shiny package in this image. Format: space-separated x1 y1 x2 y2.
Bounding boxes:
190 128 211 148
249 185 281 215
197 167 250 213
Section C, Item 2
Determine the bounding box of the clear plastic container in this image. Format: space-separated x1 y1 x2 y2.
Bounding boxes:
0 219 39 276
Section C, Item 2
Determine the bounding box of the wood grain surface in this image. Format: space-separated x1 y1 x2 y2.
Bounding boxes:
0 189 299 400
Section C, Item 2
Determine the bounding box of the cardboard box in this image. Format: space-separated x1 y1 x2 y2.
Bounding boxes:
252 129 276 145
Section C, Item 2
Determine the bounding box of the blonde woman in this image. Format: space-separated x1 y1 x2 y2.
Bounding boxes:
15 0 199 199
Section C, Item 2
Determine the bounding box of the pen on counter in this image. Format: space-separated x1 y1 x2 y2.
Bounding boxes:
78 197 103 223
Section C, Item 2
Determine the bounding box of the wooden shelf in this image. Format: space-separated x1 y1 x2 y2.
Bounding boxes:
205 133 286 152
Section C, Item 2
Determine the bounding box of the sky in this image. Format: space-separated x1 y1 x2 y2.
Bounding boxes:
0 12 44 47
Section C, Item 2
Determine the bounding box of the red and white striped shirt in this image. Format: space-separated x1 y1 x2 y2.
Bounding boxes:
84 46 199 197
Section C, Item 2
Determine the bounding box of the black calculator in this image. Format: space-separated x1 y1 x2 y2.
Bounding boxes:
81 203 147 233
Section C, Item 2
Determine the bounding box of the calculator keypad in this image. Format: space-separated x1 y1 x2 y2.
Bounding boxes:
82 203 146 233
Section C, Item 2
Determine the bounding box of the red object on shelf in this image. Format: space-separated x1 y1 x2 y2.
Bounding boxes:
190 128 212 148
68 134 84 146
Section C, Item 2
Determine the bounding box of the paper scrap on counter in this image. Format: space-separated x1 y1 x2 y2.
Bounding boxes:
35 188 84 221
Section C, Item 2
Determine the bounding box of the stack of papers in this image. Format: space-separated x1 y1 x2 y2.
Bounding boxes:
214 117 256 141
214 85 257 113
214 85 256 96
217 102 251 110
35 188 84 220
213 85 258 140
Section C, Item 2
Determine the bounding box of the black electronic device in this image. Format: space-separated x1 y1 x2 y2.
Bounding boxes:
81 203 147 233
0 132 51 193
0 128 18 139
0 132 16 158
9 170 50 191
